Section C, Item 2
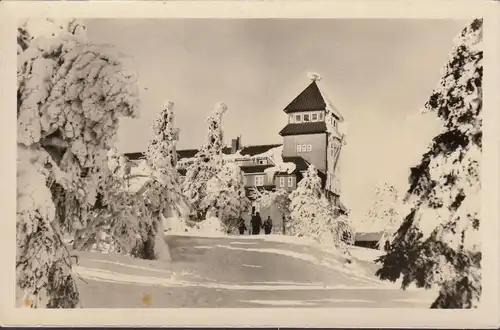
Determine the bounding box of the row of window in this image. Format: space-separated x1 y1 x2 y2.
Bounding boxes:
254 175 264 186
253 175 293 188
293 112 338 128
297 144 312 153
279 176 294 188
294 112 323 123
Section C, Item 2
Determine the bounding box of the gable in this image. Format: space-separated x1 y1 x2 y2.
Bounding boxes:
284 81 326 113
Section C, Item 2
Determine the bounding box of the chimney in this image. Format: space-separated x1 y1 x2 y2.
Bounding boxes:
231 138 238 154
231 136 243 154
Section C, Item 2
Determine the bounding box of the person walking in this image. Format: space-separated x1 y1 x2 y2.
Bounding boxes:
263 216 273 235
238 218 247 235
251 212 262 235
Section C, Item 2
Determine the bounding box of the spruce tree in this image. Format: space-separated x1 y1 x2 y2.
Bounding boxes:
17 19 139 308
375 19 483 309
202 162 251 231
182 103 227 220
288 165 353 246
363 183 403 250
131 101 187 260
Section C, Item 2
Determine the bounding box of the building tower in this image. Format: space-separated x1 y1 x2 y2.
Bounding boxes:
279 72 346 210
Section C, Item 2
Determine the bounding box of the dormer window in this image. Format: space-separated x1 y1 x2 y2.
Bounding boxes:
303 114 310 122
295 114 302 123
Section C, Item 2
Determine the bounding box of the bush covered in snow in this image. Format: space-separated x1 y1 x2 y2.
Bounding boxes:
376 19 483 309
362 183 405 250
201 161 251 230
288 165 354 248
81 101 189 261
16 19 140 308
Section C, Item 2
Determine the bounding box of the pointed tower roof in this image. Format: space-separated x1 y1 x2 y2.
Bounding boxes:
283 73 344 121
284 81 326 113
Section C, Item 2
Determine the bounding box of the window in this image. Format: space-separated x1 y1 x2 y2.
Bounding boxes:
287 177 293 187
312 113 318 121
302 144 307 152
255 175 264 186
279 177 285 187
333 119 337 128
307 144 312 152
303 114 310 122
295 114 302 123
319 112 324 120
297 145 302 152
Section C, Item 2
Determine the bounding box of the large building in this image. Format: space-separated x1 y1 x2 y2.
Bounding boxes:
125 74 347 232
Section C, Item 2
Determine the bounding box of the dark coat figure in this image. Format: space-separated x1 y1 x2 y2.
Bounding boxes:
238 218 247 235
263 217 273 235
251 212 262 235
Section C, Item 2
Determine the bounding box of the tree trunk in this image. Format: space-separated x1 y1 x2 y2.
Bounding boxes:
282 214 286 235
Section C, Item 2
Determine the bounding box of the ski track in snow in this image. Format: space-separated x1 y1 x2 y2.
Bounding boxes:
73 266 403 291
83 258 175 275
392 298 434 304
244 281 321 286
242 264 262 268
310 298 375 304
229 241 259 245
215 244 385 286
239 300 316 306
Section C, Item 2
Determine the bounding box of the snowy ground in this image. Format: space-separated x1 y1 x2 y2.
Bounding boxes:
17 234 437 308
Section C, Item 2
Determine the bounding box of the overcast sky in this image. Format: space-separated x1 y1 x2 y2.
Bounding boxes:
86 18 466 219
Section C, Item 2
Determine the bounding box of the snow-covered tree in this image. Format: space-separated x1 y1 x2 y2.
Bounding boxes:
131 101 188 259
72 148 146 255
182 103 227 220
288 165 353 246
145 101 179 169
202 162 251 231
17 19 140 308
376 19 482 309
363 183 404 250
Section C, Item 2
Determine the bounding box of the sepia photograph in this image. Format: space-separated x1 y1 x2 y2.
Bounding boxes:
4 1 498 326
14 16 485 310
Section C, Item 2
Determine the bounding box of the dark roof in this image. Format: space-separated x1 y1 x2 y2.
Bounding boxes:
178 168 187 176
280 156 309 173
176 144 281 160
279 122 327 136
240 164 274 174
177 149 198 159
355 232 384 242
239 144 282 157
124 152 145 160
177 147 232 160
284 81 326 114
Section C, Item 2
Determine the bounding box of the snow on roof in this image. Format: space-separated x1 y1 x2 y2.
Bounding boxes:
315 79 344 122
247 145 297 179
